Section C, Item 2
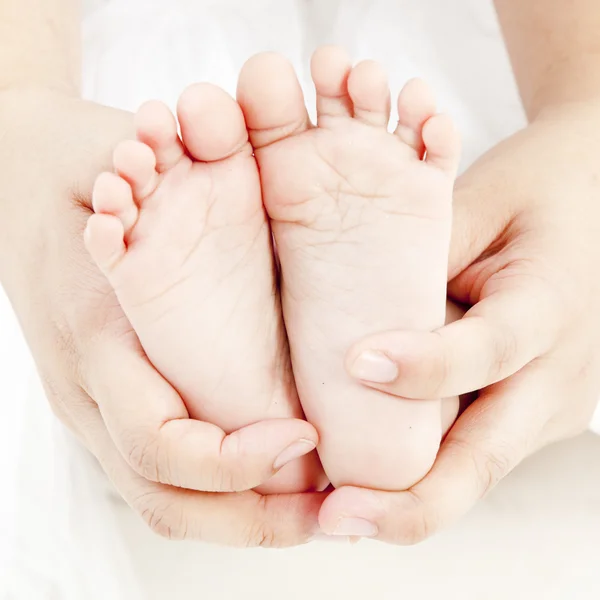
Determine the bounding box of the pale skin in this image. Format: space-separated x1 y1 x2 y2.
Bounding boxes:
320 0 600 540
236 50 460 490
85 44 462 494
0 0 325 546
84 85 326 496
1 0 599 545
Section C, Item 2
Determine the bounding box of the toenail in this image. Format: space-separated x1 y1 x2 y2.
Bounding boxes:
350 350 398 383
332 518 378 538
273 440 316 471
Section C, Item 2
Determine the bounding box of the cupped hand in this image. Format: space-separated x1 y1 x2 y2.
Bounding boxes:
319 103 600 543
0 88 323 546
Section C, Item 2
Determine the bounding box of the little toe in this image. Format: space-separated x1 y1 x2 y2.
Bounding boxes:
423 113 461 175
311 45 353 123
92 172 138 234
394 78 437 157
113 140 158 201
84 213 126 273
135 100 185 173
347 60 391 128
237 52 311 150
177 83 250 163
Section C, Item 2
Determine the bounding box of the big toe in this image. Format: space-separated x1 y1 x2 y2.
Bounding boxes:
237 52 310 149
177 83 249 163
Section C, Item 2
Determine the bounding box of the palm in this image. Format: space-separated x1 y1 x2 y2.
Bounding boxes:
3 94 138 374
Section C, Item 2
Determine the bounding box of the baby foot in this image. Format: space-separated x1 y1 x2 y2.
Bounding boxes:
84 84 323 493
238 47 460 491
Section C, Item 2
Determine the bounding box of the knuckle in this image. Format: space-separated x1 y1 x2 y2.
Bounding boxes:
450 437 515 498
206 461 237 492
48 312 80 372
205 456 249 492
135 492 189 541
206 435 254 492
395 491 437 545
241 521 274 548
47 304 98 392
489 324 519 382
240 496 280 548
478 447 513 495
126 432 165 483
256 526 278 548
39 371 89 430
39 371 72 419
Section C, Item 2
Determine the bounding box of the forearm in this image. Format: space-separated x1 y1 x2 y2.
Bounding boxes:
495 0 600 120
0 0 81 94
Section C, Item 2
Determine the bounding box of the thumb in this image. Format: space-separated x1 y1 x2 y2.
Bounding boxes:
319 363 552 544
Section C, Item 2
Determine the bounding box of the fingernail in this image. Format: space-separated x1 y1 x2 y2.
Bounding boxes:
350 350 398 383
332 518 378 537
273 440 316 471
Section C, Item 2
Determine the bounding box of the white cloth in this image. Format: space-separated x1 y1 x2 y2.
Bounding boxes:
2 0 600 597
82 0 527 171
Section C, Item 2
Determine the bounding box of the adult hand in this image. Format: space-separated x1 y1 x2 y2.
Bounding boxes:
319 102 600 543
0 88 323 546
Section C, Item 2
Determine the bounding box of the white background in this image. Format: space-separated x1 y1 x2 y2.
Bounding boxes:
2 0 600 597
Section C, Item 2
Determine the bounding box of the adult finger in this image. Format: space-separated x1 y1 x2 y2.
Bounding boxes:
73 396 324 547
345 278 562 399
82 336 318 492
319 363 554 543
446 153 518 279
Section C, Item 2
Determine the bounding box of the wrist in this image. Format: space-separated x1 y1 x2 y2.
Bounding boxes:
0 84 74 113
531 99 600 152
0 0 81 96
0 88 69 281
526 55 600 122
